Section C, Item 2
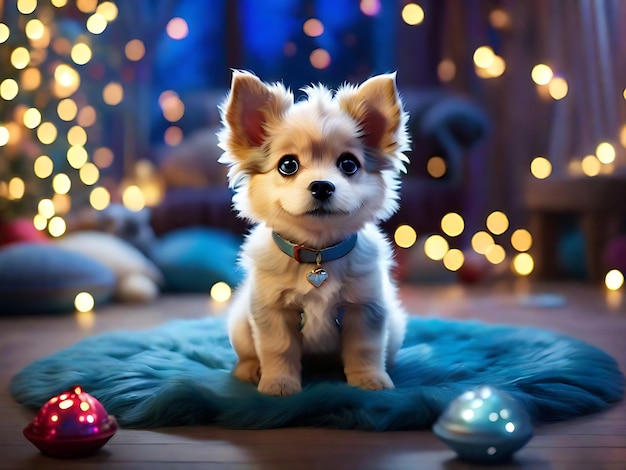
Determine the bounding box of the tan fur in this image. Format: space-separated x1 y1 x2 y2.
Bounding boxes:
218 71 410 396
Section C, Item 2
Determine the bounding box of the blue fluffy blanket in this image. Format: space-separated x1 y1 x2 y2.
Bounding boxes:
10 316 624 431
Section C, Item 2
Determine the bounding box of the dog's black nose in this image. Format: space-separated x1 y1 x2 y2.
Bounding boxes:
309 180 335 201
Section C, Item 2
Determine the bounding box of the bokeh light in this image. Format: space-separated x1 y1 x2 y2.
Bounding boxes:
89 186 110 210
0 126 8 146
531 64 553 85
86 13 107 35
530 156 552 179
471 231 494 255
25 19 45 40
596 142 615 164
34 155 54 178
437 59 456 82
303 18 324 37
93 147 114 168
11 47 31 69
77 106 97 127
103 82 123 105
310 48 331 69
21 67 42 90
74 292 95 313
164 126 183 146
23 107 42 129
1 79 19 100
160 92 185 122
548 77 568 100
424 234 449 261
581 155 601 177
473 46 495 69
486 211 509 235
394 224 417 249
510 229 532 252
166 17 188 40
402 3 425 25
96 1 119 21
427 156 446 178
38 198 55 219
512 253 534 276
605 269 624 291
71 43 92 65
360 0 381 16
48 216 67 237
443 248 464 271
210 282 232 303
57 98 78 121
17 0 37 15
0 23 10 43
441 212 464 237
67 146 88 169
37 122 58 145
485 244 506 264
79 162 100 185
122 185 145 211
52 173 71 194
8 177 25 199
125 39 145 61
67 126 87 146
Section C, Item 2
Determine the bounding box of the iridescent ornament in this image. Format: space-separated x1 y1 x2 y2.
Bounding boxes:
23 386 117 458
433 385 533 463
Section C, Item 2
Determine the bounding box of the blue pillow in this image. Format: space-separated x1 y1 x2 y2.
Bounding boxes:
151 227 243 292
0 243 116 315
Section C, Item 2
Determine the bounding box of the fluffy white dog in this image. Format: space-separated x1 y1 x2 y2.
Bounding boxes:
218 70 410 396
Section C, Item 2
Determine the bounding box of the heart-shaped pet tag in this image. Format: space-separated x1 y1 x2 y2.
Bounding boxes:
307 268 328 287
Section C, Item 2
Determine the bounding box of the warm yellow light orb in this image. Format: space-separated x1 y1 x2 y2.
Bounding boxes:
96 1 119 21
530 156 552 179
122 185 145 211
71 43 92 65
17 0 37 14
0 126 8 146
74 292 95 312
0 23 10 43
67 146 89 169
52 173 71 194
57 98 78 121
473 46 495 69
103 82 123 105
89 186 110 210
25 19 45 40
486 211 509 235
512 253 534 276
402 3 425 25
48 216 67 237
210 282 232 303
581 155 601 177
79 162 100 185
485 244 506 265
21 67 41 90
596 142 616 164
37 122 58 145
471 231 494 255
531 64 553 85
511 229 532 252
443 248 464 271
34 155 54 178
1 78 19 100
38 198 55 219
441 212 464 237
394 224 418 249
33 214 47 230
548 77 568 100
23 107 42 129
424 234 449 261
11 47 31 69
67 125 87 146
8 177 25 199
86 13 108 35
605 269 624 291
437 59 456 82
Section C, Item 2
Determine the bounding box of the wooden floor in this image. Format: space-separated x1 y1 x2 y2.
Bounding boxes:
1 280 625 469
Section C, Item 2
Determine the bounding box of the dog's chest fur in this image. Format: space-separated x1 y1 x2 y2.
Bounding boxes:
241 223 389 354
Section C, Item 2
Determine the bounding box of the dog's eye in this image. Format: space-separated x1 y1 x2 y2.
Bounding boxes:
278 155 299 176
337 153 360 176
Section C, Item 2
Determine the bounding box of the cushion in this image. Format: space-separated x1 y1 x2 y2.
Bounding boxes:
151 227 243 292
0 243 116 315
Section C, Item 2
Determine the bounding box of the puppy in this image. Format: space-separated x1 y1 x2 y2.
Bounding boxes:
218 70 410 396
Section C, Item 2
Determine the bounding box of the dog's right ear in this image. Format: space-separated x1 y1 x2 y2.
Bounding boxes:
221 71 292 151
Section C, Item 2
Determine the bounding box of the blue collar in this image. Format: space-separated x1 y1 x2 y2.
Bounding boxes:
272 232 358 264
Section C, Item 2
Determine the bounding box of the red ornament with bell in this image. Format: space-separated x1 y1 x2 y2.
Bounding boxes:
23 386 118 458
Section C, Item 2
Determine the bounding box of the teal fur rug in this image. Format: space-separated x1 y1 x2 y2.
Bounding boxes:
10 316 624 431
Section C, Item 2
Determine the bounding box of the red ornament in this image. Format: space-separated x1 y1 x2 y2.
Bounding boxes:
23 386 117 458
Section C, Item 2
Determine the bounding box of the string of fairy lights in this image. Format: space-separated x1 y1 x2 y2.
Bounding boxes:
1 1 625 315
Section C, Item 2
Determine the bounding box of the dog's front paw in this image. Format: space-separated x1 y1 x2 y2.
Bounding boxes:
257 374 302 396
346 369 394 391
233 359 261 385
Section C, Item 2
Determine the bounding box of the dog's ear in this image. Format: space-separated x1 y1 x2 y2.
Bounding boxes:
337 73 405 155
221 71 292 150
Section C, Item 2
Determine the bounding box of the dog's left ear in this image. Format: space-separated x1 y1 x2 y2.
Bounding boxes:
337 73 405 155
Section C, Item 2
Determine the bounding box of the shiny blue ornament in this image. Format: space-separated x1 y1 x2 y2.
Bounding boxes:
433 385 533 463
